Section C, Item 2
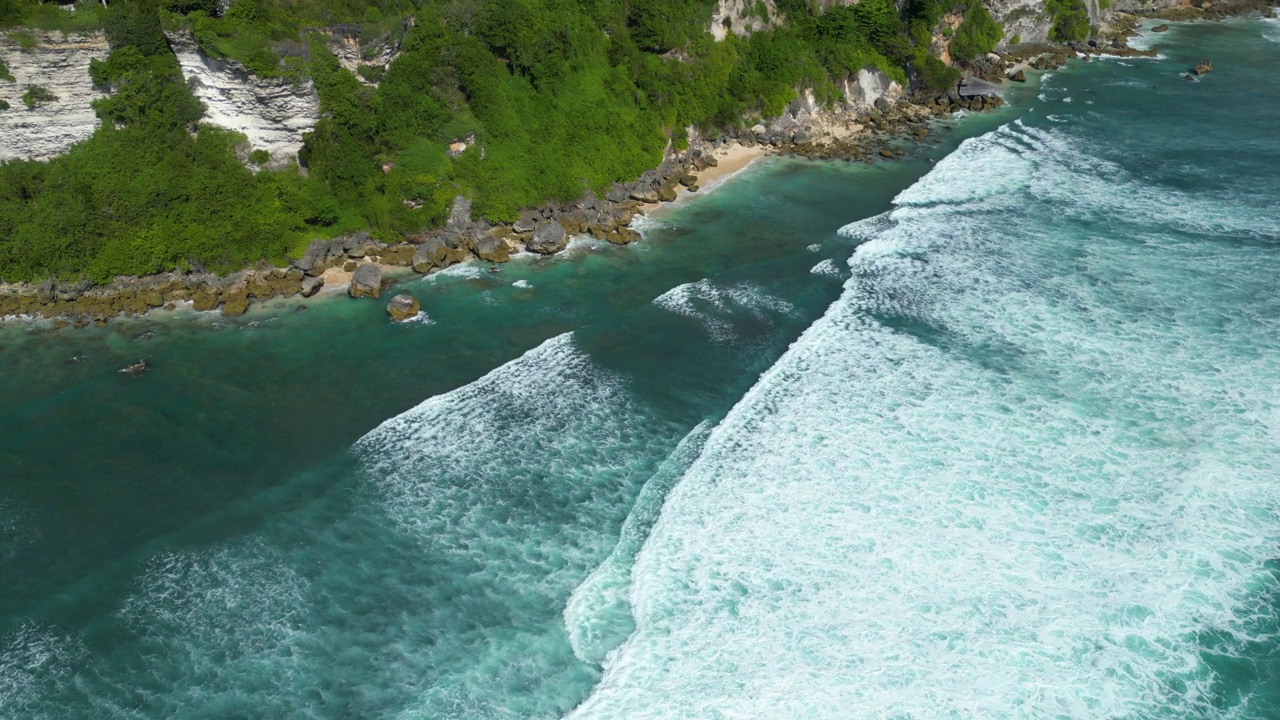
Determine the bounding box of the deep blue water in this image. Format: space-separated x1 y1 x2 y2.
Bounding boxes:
2 19 1277 719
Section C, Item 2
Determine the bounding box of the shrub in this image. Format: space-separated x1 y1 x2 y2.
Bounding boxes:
949 0 1003 61
1047 0 1091 43
20 83 55 108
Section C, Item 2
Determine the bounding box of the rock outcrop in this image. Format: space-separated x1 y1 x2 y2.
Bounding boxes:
348 264 382 299
0 31 109 161
386 293 419 321
165 30 320 164
527 221 569 255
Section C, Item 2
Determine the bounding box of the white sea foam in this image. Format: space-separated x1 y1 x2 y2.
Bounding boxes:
570 122 1280 719
653 280 798 342
808 258 844 279
512 279 532 289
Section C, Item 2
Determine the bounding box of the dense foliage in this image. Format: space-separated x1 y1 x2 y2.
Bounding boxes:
0 0 1028 282
1047 0 1091 42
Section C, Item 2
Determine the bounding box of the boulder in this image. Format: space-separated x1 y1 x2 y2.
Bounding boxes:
527 221 569 254
295 238 331 276
1152 23 1170 32
1008 69 1027 82
220 287 250 316
512 212 538 234
678 173 698 187
349 264 382 299
1193 58 1213 75
300 276 324 297
474 234 511 263
412 237 450 273
386 293 420 322
629 186 660 203
374 244 414 266
191 288 220 311
657 185 678 202
606 227 642 245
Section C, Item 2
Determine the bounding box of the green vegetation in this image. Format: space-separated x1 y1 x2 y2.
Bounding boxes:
20 83 54 107
949 0 1003 61
0 0 106 33
0 56 13 81
0 0 986 283
1047 0 1091 42
0 98 9 110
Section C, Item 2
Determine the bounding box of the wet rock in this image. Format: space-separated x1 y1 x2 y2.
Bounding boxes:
606 227 642 245
191 288 220 311
386 293 420 322
349 264 382 299
119 359 149 377
220 287 250 316
527 221 568 255
1008 69 1027 82
1153 23 1170 32
300 276 324 297
1193 58 1213 75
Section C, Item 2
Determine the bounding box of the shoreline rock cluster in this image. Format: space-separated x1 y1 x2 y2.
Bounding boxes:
4 5 1273 325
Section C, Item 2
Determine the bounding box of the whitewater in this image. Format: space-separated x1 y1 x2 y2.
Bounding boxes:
571 53 1280 719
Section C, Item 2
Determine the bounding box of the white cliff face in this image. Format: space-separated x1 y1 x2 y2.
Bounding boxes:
0 31 108 162
710 0 781 41
166 31 320 163
842 68 903 109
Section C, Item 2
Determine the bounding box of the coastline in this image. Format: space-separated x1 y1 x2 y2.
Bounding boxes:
2 4 1273 326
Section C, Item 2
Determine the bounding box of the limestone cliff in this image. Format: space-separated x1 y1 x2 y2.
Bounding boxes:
165 30 319 164
710 0 782 40
0 31 108 162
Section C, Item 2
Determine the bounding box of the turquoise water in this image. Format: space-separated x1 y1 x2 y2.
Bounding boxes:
2 19 1278 718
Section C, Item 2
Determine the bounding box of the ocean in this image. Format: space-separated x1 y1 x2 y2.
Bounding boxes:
2 19 1277 719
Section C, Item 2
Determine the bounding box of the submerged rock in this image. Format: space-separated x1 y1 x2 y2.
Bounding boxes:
119 359 149 377
1153 24 1170 32
386 293 420 322
349 264 382 299
1193 59 1213 75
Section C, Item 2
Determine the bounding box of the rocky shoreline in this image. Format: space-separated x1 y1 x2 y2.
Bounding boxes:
2 4 1273 325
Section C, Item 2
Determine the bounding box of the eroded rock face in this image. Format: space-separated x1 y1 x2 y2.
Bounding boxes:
843 68 903 111
349 264 382 299
165 30 320 164
0 31 109 162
